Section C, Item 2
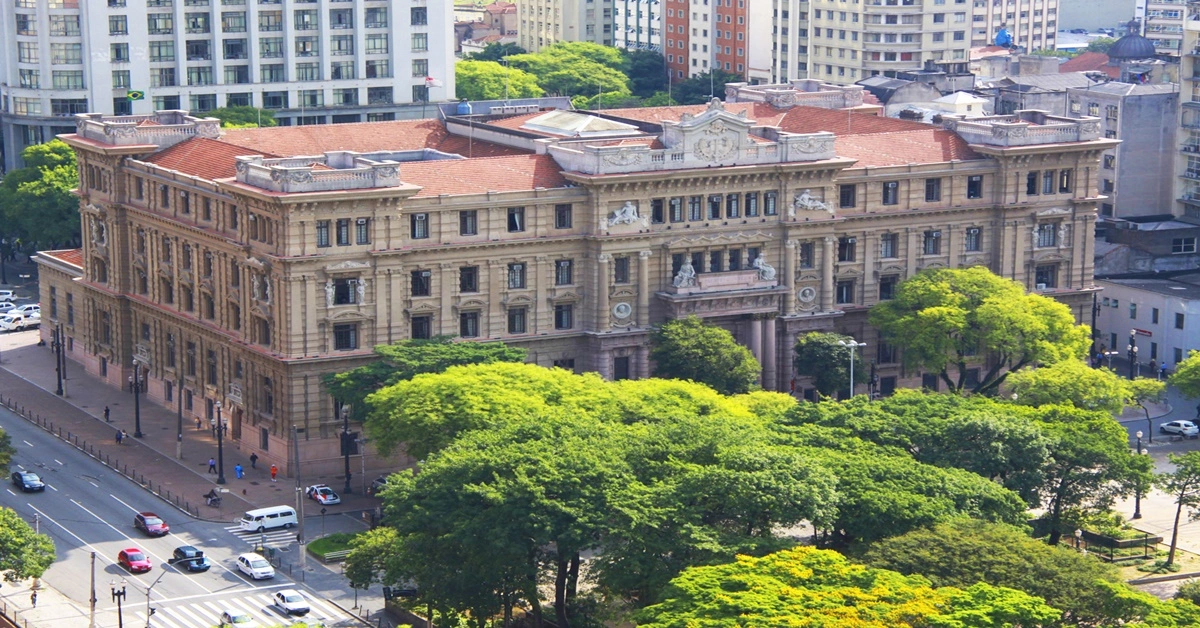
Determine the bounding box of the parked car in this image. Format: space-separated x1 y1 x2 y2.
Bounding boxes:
273 589 311 616
305 484 341 505
236 552 275 580
118 548 152 573
171 546 211 572
134 512 170 537
0 290 14 302
11 471 45 492
219 610 259 627
0 314 38 332
1161 420 1200 437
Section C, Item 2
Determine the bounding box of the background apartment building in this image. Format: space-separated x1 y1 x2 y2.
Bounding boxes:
518 0 614 51
0 0 454 172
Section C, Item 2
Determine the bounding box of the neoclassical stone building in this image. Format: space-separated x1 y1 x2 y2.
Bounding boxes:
38 80 1113 475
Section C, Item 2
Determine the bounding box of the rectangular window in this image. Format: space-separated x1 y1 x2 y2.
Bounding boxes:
924 178 942 202
923 230 941 255
879 276 897 301
554 304 574 330
967 175 983 199
411 270 431 297
1177 313 1186 329
882 181 899 205
507 308 527 334
1172 237 1197 254
460 266 478 293
838 237 856 262
836 279 855 304
507 207 525 232
555 204 573 229
460 210 478 236
508 263 526 289
411 315 432 340
410 214 428 239
555 260 573 285
880 233 898 258
965 227 982 252
614 257 630 283
745 193 759 217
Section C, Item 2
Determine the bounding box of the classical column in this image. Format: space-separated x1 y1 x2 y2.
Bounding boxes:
783 240 797 315
762 316 778 390
637 250 651 326
597 254 611 331
821 237 835 312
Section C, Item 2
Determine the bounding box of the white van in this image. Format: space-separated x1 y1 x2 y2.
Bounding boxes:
238 505 297 532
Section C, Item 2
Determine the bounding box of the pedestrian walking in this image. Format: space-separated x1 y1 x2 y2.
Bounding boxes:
30 591 37 608
270 464 278 482
104 406 110 422
249 453 258 469
115 429 123 445
208 458 217 474
234 464 244 479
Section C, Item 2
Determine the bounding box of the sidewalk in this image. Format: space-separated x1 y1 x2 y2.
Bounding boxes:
0 331 395 627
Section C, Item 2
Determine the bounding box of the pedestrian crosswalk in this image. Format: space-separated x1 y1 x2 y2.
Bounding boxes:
125 590 363 628
225 524 299 547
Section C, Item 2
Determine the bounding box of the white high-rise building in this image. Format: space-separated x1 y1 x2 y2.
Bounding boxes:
0 0 454 172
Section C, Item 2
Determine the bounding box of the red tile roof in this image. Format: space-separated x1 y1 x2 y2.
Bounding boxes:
404 154 568 197
218 118 526 158
144 137 275 180
39 248 83 269
1060 52 1120 79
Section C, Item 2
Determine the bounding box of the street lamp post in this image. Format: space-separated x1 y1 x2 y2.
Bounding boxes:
1127 330 1139 380
110 579 127 628
1133 430 1144 520
130 361 143 438
341 406 353 494
837 340 868 399
215 401 226 485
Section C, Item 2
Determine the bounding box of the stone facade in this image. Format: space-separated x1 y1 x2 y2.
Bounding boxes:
38 88 1114 476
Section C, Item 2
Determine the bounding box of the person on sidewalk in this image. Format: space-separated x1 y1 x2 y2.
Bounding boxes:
270 464 278 482
115 429 123 445
234 464 244 479
208 458 217 474
104 406 110 422
249 453 258 469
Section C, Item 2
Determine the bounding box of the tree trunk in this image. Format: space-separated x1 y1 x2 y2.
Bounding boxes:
554 555 570 628
1168 495 1185 566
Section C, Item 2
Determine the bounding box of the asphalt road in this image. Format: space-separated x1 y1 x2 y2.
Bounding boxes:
0 403 363 628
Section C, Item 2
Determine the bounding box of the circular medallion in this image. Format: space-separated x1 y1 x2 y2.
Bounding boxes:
798 287 817 303
612 302 633 319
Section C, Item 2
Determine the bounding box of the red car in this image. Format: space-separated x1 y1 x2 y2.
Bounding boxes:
118 548 152 573
134 512 170 537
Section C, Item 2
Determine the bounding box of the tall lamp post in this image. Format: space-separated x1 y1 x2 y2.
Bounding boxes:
1133 430 1144 519
341 406 353 494
129 361 144 438
837 340 868 399
215 401 226 485
110 579 127 628
1127 330 1139 379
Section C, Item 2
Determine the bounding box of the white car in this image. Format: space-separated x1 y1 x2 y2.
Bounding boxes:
0 314 38 332
273 589 311 616
1161 420 1200 437
219 610 259 627
236 553 275 580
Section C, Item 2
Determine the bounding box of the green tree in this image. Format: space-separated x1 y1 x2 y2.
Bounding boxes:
0 507 55 583
323 336 525 422
453 60 545 101
0 139 80 253
202 106 277 128
792 332 856 398
636 546 1062 628
1156 452 1200 567
622 49 667 98
650 316 760 395
669 69 743 105
463 42 527 62
1007 360 1132 414
861 518 1126 627
869 267 1091 395
1169 350 1200 400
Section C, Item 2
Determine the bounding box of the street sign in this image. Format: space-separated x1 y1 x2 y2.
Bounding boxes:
127 90 145 101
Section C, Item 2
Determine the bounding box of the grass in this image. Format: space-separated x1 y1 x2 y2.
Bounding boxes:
307 532 360 557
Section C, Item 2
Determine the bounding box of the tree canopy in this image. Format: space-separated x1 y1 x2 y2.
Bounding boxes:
0 507 55 583
650 316 760 395
0 140 80 253
202 106 277 128
869 267 1091 394
453 60 545 101
792 332 856 398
